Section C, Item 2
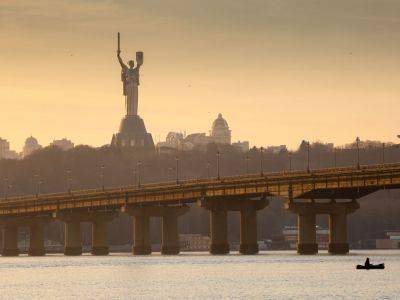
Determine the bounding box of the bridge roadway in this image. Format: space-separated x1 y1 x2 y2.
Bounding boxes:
0 163 399 256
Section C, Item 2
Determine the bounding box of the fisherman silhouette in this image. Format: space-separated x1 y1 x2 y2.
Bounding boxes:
365 257 371 267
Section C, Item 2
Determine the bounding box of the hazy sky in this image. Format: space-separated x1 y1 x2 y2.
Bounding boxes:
1 0 400 151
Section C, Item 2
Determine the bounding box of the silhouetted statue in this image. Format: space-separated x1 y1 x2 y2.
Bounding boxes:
117 32 143 116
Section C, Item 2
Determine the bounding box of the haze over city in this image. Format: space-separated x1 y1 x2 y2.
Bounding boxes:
2 0 400 151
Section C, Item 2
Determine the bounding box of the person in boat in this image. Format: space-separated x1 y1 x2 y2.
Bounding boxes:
365 257 371 267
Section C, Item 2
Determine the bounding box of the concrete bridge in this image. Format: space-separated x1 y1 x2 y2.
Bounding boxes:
1 163 399 256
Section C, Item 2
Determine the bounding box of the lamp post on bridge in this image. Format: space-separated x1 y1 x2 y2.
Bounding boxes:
137 161 142 188
216 151 221 180
333 147 337 168
100 165 105 191
356 137 360 170
288 151 292 172
175 157 179 184
382 142 386 165
245 156 250 174
34 174 43 197
260 147 264 176
66 170 72 193
206 161 211 179
307 142 310 172
3 177 11 200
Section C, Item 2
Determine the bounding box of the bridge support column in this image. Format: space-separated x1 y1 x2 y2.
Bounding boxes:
210 209 229 254
200 197 268 255
91 218 109 255
64 220 82 256
161 207 189 255
239 207 259 254
329 212 348 254
297 213 318 255
29 222 45 256
286 200 359 255
133 214 151 255
2 225 19 256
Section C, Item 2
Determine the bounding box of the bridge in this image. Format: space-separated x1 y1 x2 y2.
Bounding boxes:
1 163 399 256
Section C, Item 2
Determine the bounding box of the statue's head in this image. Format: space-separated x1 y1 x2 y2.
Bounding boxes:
128 60 135 68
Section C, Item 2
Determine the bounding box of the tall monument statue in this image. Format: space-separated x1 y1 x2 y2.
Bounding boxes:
111 33 154 149
117 32 143 116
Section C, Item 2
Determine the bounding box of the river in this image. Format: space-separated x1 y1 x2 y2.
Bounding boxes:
0 250 398 299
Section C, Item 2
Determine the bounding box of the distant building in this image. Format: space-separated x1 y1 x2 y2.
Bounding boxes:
210 113 231 144
232 141 249 153
282 225 329 249
0 138 10 159
0 138 20 159
22 136 42 157
180 234 210 251
375 231 400 249
266 145 287 154
51 138 74 151
158 113 249 151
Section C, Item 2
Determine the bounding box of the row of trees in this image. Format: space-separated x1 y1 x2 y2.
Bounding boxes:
0 140 399 246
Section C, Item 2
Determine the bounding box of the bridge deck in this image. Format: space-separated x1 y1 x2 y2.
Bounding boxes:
1 163 400 216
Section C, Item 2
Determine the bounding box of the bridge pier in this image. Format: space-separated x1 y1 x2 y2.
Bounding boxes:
286 200 359 255
210 209 229 254
2 225 19 256
28 222 45 256
200 197 268 255
240 207 260 255
55 211 117 256
64 219 82 256
297 212 318 254
124 205 189 255
133 214 151 255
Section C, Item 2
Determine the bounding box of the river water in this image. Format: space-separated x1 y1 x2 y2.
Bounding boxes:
0 250 398 299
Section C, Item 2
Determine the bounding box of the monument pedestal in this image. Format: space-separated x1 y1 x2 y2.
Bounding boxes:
111 115 154 149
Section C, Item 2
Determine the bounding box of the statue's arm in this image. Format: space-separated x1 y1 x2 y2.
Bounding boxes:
117 52 128 70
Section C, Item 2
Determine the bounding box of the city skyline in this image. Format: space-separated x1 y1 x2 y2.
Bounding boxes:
2 0 400 150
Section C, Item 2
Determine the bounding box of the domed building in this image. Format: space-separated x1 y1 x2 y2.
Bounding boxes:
23 136 42 157
210 113 231 144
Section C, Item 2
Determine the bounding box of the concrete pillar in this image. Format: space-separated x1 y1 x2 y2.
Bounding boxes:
2 225 19 256
210 209 229 254
161 213 179 255
64 220 82 256
133 215 151 255
329 212 348 254
240 208 258 254
91 218 109 255
29 223 45 256
297 213 318 254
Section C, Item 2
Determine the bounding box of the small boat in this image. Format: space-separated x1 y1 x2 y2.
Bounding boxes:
356 263 385 270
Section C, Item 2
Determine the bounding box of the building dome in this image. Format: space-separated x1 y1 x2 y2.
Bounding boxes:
211 113 231 144
212 113 229 130
25 136 39 147
23 136 42 157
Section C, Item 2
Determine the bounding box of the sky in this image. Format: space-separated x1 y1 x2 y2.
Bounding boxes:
1 0 400 151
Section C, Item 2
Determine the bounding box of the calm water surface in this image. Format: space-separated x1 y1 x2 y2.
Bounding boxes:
0 250 399 299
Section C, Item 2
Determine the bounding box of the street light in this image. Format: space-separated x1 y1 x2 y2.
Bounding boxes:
206 161 211 179
288 152 292 172
382 142 386 165
168 167 174 181
216 151 221 179
260 147 264 175
100 165 105 190
333 148 337 168
66 170 72 193
245 156 250 174
356 137 360 170
175 157 179 184
137 161 142 188
307 142 310 172
3 177 10 199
